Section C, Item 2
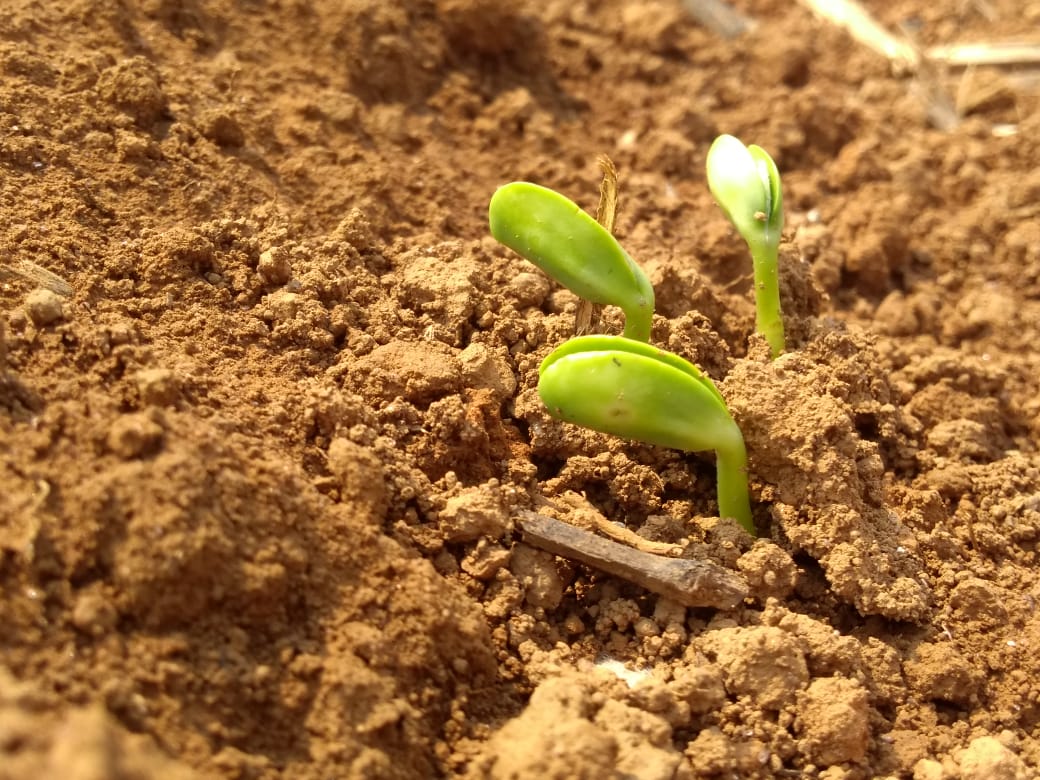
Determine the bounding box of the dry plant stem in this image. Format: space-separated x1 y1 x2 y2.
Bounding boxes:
797 0 920 73
797 0 967 129
1 259 73 296
595 155 618 237
547 492 684 557
680 0 756 38
583 520 682 557
954 66 1016 117
911 65 961 131
517 510 749 609
574 156 619 337
928 41 1040 67
966 0 998 21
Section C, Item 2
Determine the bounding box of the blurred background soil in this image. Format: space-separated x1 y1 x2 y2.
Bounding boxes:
1 0 1040 777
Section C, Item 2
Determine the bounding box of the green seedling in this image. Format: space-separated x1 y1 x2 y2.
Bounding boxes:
706 134 785 359
489 170 756 533
538 334 753 534
489 181 655 342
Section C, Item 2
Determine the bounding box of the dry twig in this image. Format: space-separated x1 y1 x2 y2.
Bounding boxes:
927 41 1040 68
573 155 619 337
797 0 920 73
1 259 73 296
517 510 749 609
547 491 684 557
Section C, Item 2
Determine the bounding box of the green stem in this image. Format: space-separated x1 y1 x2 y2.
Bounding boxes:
620 301 653 343
750 240 784 359
715 436 754 535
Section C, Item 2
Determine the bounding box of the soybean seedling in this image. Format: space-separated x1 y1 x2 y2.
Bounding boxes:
538 334 753 534
488 174 755 533
489 181 655 342
706 134 785 359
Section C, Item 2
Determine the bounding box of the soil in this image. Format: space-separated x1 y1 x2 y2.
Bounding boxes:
2 0 1039 777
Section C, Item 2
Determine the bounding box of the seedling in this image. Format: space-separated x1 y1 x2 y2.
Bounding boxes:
488 181 655 342
706 134 785 358
537 334 753 534
489 172 756 534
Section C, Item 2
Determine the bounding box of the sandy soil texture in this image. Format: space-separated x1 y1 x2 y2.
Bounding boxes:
2 0 1040 777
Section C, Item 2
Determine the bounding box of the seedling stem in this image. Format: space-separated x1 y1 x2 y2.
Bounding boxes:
538 335 753 533
706 134 785 358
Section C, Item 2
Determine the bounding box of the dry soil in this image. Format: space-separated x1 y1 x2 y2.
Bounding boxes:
2 0 1040 778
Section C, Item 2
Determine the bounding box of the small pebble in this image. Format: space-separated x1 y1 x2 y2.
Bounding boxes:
106 412 164 459
257 247 292 285
72 588 118 636
135 368 181 407
25 288 65 326
199 108 245 148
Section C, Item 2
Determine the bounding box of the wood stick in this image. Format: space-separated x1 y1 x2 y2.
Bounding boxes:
1 259 73 296
517 510 749 609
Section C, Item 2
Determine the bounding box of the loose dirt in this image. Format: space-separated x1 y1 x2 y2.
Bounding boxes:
2 0 1039 777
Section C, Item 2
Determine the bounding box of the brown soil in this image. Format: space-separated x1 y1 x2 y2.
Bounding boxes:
2 0 1039 777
